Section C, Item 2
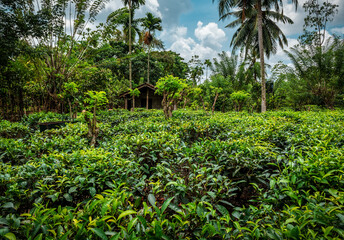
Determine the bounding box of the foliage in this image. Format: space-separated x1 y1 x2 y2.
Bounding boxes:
1 110 344 239
188 55 204 86
285 38 344 109
106 7 142 44
212 0 298 112
83 91 108 146
300 0 338 47
1 0 343 121
226 5 293 59
129 88 140 97
0 121 29 139
151 51 189 80
155 75 188 118
0 2 192 119
230 91 251 111
60 82 80 120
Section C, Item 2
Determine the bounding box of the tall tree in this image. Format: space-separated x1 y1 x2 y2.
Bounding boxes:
213 0 298 112
211 51 237 79
141 12 162 84
204 59 212 81
227 7 293 59
0 0 42 117
0 0 109 116
299 0 338 48
106 7 142 43
188 55 204 86
285 0 340 109
211 51 250 91
121 0 145 110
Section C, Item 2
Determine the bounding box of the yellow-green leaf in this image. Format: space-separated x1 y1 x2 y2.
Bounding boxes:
117 210 137 221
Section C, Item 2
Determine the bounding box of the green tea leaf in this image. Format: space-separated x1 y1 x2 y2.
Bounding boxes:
4 233 16 240
68 187 78 194
148 194 156 207
63 193 73 202
91 228 108 240
117 210 137 221
89 187 96 197
328 188 338 197
215 204 229 216
161 197 174 215
2 202 14 209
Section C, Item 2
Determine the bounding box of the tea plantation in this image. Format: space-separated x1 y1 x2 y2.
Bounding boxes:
0 110 343 239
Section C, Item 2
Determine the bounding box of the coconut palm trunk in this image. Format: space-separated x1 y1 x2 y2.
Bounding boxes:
147 44 151 83
146 44 150 109
257 0 266 112
128 0 134 110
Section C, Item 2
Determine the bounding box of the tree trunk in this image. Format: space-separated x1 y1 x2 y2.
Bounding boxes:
91 106 99 146
183 98 187 109
18 86 24 118
168 104 173 118
257 0 266 113
212 91 218 115
146 43 151 110
68 100 72 119
253 57 257 82
162 93 168 118
133 95 135 110
128 0 134 111
85 106 99 147
147 45 151 84
10 92 15 116
200 95 207 111
146 90 149 110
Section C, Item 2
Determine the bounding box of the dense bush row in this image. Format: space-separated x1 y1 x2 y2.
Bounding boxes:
1 110 344 239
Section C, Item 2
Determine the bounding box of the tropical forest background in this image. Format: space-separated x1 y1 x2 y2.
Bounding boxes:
0 0 343 120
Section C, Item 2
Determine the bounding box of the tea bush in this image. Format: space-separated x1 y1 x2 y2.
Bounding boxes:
0 110 343 239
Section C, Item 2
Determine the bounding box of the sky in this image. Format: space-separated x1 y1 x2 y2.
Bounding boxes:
95 0 344 76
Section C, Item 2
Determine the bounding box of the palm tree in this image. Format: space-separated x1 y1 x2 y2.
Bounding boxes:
121 0 145 110
228 7 292 88
286 38 344 108
213 0 298 112
242 51 261 83
227 8 293 59
141 12 162 84
106 7 142 44
211 51 246 90
204 59 212 81
211 51 238 79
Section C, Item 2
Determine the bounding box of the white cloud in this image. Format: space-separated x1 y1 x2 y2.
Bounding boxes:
164 22 227 62
331 27 344 35
137 0 162 18
194 21 226 49
104 1 123 12
174 26 188 39
102 0 163 22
